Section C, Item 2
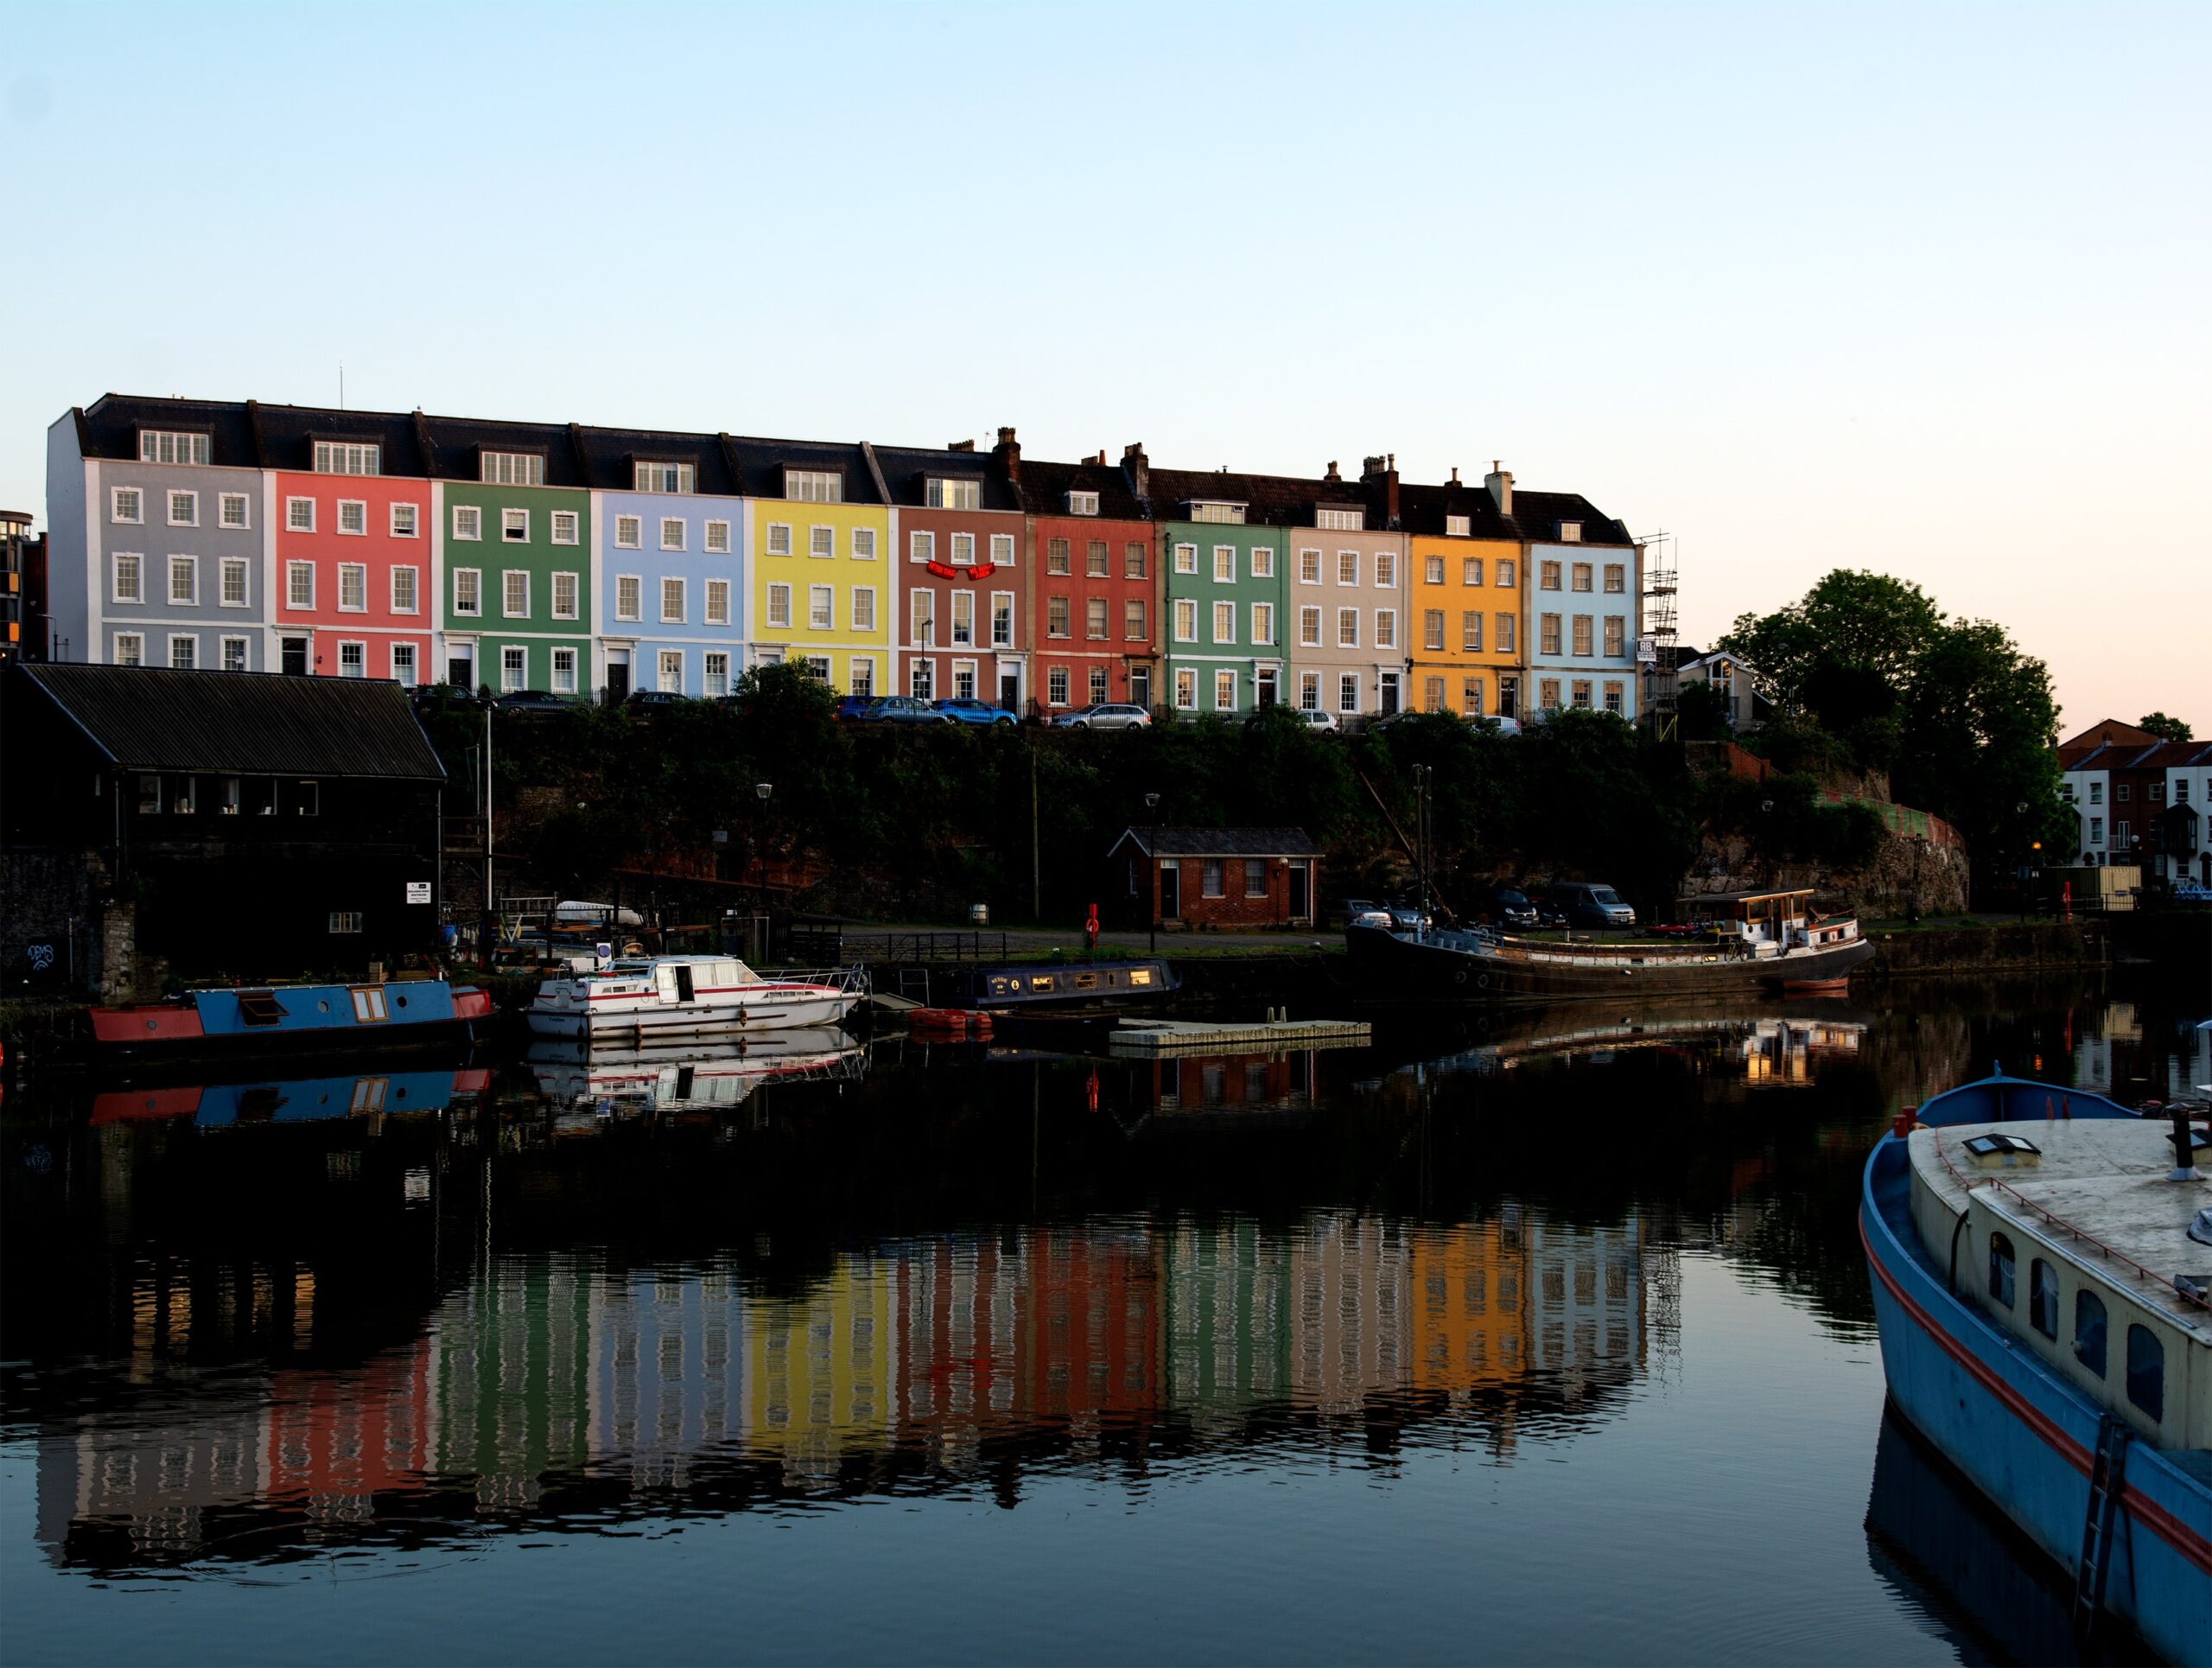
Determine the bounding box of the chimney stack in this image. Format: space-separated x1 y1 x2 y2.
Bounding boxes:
993 425 1020 481
947 438 976 453
1485 460 1513 516
1363 455 1399 525
1122 442 1148 500
1449 466 1460 486
1094 449 1108 466
1326 460 1343 484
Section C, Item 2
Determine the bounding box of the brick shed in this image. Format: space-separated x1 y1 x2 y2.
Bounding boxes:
1108 827 1320 932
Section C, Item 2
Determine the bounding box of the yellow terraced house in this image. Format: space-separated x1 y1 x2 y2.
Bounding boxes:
741 437 894 695
1402 469 1526 721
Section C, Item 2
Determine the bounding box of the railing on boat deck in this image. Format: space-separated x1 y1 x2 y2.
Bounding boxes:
756 965 873 997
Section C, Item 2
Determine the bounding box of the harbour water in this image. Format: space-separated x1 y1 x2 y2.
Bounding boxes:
3 980 2204 1665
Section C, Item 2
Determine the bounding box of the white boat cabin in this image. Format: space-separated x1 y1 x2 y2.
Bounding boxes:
1908 1111 2210 1451
1680 888 1859 953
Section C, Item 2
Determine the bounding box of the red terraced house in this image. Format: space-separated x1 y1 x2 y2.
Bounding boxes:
267 409 435 684
879 431 1028 711
1023 451 1160 712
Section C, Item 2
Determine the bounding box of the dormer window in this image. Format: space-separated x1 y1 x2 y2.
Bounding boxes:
480 450 544 487
1559 521 1582 543
927 477 982 510
1316 506 1364 532
634 462 696 494
139 430 210 466
1068 490 1100 517
784 468 842 503
1189 501 1245 525
1446 513 1471 538
314 441 381 476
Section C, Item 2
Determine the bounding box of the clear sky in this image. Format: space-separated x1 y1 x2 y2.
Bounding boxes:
3 2 2203 733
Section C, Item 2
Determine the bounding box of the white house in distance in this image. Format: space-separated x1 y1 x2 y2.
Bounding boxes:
1672 648 1767 731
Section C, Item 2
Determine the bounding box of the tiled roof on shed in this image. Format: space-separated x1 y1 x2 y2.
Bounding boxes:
1112 826 1322 857
16 665 443 780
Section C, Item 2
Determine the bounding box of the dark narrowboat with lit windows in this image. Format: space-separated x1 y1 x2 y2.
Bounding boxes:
948 958 1179 1016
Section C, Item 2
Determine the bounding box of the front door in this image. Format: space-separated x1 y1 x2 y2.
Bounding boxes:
998 671 1020 711
1160 860 1179 922
607 651 631 703
1255 667 1278 707
1128 665 1150 708
1379 672 1401 715
282 636 308 677
1288 861 1309 922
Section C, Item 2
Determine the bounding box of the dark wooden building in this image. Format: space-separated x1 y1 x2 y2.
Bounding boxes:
1107 827 1320 932
2 663 444 987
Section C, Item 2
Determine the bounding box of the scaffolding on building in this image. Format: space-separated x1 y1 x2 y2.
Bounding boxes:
1638 532 1680 741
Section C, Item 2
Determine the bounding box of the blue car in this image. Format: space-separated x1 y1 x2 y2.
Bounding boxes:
850 697 951 725
934 697 1018 727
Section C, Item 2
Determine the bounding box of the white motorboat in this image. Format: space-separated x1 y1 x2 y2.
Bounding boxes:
527 1029 865 1115
524 954 867 1039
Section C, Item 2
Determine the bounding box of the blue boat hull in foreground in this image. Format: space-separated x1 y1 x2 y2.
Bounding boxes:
1859 1073 2212 1664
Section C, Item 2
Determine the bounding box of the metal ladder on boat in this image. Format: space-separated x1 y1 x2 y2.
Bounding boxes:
2071 1413 2131 1644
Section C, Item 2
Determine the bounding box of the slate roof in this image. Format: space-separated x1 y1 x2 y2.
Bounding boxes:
868 442 1023 512
2059 718 2158 752
1146 467 1333 529
727 436 887 506
573 423 744 497
74 395 263 468
16 664 444 780
1398 478 1631 545
1020 456 1150 522
1111 826 1322 857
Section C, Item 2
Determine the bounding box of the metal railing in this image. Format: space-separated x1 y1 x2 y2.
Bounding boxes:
840 931 1012 965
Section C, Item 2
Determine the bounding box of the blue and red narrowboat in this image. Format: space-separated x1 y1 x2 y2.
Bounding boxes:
87 977 493 1060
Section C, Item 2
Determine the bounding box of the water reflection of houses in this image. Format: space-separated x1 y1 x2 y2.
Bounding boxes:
2070 1001 2210 1105
31 1209 1671 1565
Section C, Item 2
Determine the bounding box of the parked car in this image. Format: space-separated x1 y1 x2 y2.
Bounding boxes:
1472 715 1522 736
831 695 877 722
849 696 951 725
412 683 488 714
934 697 1018 727
1532 897 1569 929
1342 896 1427 931
1366 710 1422 733
495 689 582 715
623 689 690 710
1549 881 1637 930
1052 703 1152 730
1477 886 1539 929
1263 706 1341 732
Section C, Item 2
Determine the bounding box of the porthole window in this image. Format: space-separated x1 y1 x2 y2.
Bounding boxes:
2029 1258 2059 1340
1986 1231 2016 1308
2074 1289 2107 1377
2126 1324 2164 1423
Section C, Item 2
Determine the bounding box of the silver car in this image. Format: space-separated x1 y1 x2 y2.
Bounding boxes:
1053 703 1152 730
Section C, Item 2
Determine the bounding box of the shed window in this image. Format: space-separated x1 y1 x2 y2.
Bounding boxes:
2125 1324 2164 1422
2074 1289 2107 1376
1202 859 1224 898
2029 1258 2058 1339
1986 1232 2015 1308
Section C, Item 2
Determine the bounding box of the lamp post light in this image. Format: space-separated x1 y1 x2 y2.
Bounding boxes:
754 782 773 960
1145 791 1164 952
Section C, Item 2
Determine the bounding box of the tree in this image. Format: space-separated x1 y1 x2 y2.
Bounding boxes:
1896 619 2066 873
2139 711 2193 742
1719 570 1940 710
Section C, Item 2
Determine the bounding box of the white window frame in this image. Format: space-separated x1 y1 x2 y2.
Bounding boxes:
139 430 210 467
658 649 685 692
501 507 530 544
783 469 842 503
111 551 144 604
911 530 936 563
167 633 199 670
852 526 877 560
168 554 198 606
480 451 544 487
286 559 315 610
1338 672 1361 714
336 562 366 613
1250 545 1275 579
1337 550 1358 587
111 487 143 525
391 565 419 614
337 639 367 679
1446 514 1471 538
1047 665 1071 707
991 590 1014 647
112 631 144 666
1376 551 1396 588
661 517 685 551
634 461 696 494
809 584 834 630
1173 598 1198 642
336 499 368 537
766 583 792 629
1299 606 1321 647
1069 491 1100 516
500 646 527 692
765 520 792 556
615 514 643 550
926 477 982 511
220 634 249 672
219 557 250 608
314 441 382 476
453 567 481 616
285 496 316 533
990 532 1015 566
1175 668 1196 710
551 571 579 621
1212 544 1235 583
950 589 975 646
390 641 418 686
502 570 531 619
615 574 642 622
1175 543 1198 575
851 586 877 632
550 510 579 545
1299 671 1320 710
661 576 686 624
705 519 731 554
849 656 875 697
1214 669 1237 710
167 489 198 528
703 651 731 697
810 524 835 560
951 532 976 565
453 505 482 541
219 492 250 531
1299 548 1320 584
1338 608 1358 648
1250 602 1274 646
704 578 731 626
1212 600 1236 644
1376 608 1397 650
391 502 419 538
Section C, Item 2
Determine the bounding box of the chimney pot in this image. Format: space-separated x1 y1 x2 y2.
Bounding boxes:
1326 460 1343 483
948 438 975 453
1485 462 1514 516
1449 467 1460 486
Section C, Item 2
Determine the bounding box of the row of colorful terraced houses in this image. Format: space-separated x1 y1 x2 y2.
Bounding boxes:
43 394 1649 720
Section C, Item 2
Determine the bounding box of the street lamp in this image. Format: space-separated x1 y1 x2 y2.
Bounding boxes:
754 783 773 959
1145 792 1164 951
